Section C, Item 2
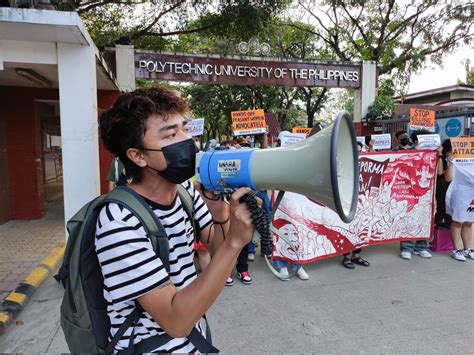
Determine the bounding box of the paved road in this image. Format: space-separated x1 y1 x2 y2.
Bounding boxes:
1 242 473 354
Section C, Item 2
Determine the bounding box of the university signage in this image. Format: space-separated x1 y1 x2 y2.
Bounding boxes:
135 52 361 88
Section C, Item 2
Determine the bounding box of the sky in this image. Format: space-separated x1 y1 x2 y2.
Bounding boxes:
407 46 472 94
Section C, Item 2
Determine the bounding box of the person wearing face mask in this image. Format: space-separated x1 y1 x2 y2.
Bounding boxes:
97 87 255 353
393 130 411 151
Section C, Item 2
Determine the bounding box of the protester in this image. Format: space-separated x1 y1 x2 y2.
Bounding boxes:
97 87 255 352
220 139 253 285
435 139 452 229
235 137 251 148
444 150 474 262
365 135 375 152
392 130 411 151
107 156 127 191
399 130 433 260
342 142 370 269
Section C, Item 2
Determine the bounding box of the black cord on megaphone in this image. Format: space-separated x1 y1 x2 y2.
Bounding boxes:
238 193 273 256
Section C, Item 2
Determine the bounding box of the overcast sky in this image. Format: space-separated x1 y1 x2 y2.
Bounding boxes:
408 46 472 94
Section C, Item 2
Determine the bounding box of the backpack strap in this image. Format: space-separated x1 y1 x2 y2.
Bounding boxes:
176 184 198 241
103 186 218 353
103 186 170 272
128 315 218 354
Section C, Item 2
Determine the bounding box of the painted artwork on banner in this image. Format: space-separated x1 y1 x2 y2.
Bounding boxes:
272 150 438 263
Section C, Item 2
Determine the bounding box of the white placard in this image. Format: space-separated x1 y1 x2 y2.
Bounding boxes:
356 136 366 152
280 132 306 147
187 118 204 136
417 134 441 150
371 134 391 150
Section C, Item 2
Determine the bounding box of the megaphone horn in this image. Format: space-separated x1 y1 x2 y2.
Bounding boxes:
196 111 359 223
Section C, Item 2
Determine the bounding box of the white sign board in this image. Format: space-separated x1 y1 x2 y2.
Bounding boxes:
417 134 441 150
356 136 366 152
187 118 205 137
372 134 391 150
280 132 306 147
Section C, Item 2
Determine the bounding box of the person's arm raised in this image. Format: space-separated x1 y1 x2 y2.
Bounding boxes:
137 187 254 338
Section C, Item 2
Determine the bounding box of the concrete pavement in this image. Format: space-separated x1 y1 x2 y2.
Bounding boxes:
1 242 473 354
0 185 64 303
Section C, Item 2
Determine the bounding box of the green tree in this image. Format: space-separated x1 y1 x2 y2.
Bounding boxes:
290 0 473 83
61 1 288 50
364 95 395 121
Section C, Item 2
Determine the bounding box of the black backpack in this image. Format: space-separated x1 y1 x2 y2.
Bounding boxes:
55 185 218 353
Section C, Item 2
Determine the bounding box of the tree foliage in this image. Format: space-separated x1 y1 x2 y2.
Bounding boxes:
61 0 288 50
290 0 473 76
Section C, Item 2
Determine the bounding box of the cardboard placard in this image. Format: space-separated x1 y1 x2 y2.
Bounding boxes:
231 109 267 136
451 137 474 162
279 132 306 147
417 134 441 150
410 108 435 131
292 127 312 136
187 118 204 137
371 134 391 150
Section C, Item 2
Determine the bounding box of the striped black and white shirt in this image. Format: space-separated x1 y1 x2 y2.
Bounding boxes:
95 181 212 353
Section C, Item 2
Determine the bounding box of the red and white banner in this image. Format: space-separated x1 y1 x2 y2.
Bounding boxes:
272 151 438 263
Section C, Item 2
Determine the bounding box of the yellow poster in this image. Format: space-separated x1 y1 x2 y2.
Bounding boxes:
231 109 267 136
410 108 435 131
451 137 474 162
292 127 312 136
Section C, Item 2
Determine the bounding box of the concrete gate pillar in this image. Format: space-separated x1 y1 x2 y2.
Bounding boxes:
353 61 377 123
57 43 100 224
115 45 136 92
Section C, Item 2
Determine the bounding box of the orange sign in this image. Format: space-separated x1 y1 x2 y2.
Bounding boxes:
451 137 474 162
410 108 435 131
231 109 266 136
292 127 312 136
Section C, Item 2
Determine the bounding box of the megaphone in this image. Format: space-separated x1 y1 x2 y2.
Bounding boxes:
196 111 359 223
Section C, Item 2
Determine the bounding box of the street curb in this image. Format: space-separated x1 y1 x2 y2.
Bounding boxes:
0 241 65 336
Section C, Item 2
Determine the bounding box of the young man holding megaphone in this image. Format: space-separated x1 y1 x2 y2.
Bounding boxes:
95 87 257 353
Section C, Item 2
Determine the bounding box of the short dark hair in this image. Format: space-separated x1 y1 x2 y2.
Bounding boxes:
221 140 236 147
441 138 452 156
357 141 363 148
411 129 431 144
365 135 372 146
99 87 189 182
395 130 407 139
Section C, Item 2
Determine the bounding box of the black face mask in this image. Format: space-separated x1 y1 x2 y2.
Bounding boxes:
400 137 410 146
144 138 198 184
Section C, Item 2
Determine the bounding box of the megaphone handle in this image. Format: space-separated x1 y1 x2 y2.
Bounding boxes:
239 193 273 256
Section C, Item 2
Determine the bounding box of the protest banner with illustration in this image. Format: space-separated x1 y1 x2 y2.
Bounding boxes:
280 132 306 147
451 137 474 163
417 134 441 150
371 134 391 150
410 108 435 131
292 127 312 136
231 109 266 136
272 150 438 263
187 118 204 136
